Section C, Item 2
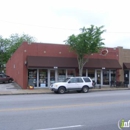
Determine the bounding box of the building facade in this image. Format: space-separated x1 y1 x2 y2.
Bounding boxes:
6 42 128 89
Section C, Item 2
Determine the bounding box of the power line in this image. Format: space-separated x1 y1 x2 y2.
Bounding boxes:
0 20 78 31
1 19 130 33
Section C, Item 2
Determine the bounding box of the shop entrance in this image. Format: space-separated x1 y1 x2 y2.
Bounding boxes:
39 69 47 87
50 70 56 84
96 70 101 85
103 70 109 85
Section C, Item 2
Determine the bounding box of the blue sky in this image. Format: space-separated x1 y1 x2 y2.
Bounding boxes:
0 0 130 48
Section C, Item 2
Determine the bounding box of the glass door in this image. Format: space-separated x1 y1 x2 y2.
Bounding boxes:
103 70 109 85
50 70 55 84
39 69 47 87
28 69 37 87
96 70 101 85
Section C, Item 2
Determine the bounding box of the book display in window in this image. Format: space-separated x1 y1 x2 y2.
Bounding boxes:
28 70 37 87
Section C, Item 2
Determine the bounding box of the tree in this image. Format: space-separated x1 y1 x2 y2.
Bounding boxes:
0 34 35 72
5 33 35 62
0 36 10 72
7 33 35 59
65 25 105 76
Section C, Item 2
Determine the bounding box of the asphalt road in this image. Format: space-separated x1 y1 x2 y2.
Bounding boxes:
0 90 130 130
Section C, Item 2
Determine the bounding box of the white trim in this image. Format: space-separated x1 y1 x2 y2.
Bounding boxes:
48 69 50 87
65 69 67 78
86 69 88 77
55 69 58 82
36 125 83 130
128 70 130 88
101 69 103 86
37 69 39 87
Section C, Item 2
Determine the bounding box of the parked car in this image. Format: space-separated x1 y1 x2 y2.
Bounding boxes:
50 77 93 94
0 74 13 83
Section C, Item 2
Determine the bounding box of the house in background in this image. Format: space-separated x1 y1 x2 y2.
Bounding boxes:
6 42 127 89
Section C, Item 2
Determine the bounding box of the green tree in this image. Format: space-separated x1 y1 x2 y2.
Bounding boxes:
7 33 35 59
65 25 105 76
0 36 10 72
0 34 35 72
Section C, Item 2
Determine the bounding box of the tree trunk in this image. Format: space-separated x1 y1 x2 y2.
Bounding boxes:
77 56 89 76
78 58 84 76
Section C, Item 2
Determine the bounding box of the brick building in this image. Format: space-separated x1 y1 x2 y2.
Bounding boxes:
6 42 128 89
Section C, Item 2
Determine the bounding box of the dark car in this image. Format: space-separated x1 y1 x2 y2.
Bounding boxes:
0 74 13 83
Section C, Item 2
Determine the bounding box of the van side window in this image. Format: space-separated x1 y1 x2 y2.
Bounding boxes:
77 78 83 82
83 78 91 82
69 78 77 83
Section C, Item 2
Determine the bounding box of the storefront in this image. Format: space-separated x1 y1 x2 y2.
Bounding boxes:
87 69 116 86
26 56 122 88
6 42 124 89
28 67 119 88
123 63 130 85
28 68 76 88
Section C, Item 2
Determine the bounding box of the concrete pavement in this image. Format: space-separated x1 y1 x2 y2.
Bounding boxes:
0 82 130 95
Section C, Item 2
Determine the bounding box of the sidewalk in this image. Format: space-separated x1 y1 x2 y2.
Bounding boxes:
0 82 130 95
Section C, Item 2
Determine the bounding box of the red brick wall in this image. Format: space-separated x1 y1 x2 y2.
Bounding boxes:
23 42 119 60
6 44 25 89
6 42 119 89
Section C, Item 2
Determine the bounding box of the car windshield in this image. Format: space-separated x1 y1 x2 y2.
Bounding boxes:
63 78 70 82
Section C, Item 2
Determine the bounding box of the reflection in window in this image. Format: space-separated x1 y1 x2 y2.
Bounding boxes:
97 70 101 84
67 69 75 77
82 69 86 76
77 78 83 82
39 69 47 87
83 77 91 82
111 70 116 82
103 70 109 85
28 69 37 87
50 70 55 84
124 70 129 84
69 77 77 83
88 70 95 79
58 69 66 82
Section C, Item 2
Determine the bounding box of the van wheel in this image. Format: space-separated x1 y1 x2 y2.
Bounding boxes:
58 87 66 94
82 86 89 93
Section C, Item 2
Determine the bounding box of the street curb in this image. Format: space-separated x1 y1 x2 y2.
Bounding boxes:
0 88 129 96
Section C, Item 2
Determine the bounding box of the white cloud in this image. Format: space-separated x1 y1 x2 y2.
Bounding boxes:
0 0 130 48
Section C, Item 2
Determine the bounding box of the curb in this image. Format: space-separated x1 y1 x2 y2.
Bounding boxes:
0 88 129 96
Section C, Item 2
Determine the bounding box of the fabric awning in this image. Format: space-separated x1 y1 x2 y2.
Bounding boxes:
123 63 130 69
27 56 122 69
85 59 122 69
27 56 78 68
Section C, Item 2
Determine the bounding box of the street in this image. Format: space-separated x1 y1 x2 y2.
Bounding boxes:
0 90 130 130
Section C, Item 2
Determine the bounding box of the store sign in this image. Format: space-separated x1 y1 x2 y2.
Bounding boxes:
54 66 58 69
101 49 108 56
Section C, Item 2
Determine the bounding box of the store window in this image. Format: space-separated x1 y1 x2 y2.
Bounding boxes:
110 70 116 82
58 69 66 82
50 70 55 84
124 70 129 84
96 70 101 84
39 69 47 87
67 69 75 77
82 69 86 76
103 70 109 85
88 70 95 80
28 69 37 87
